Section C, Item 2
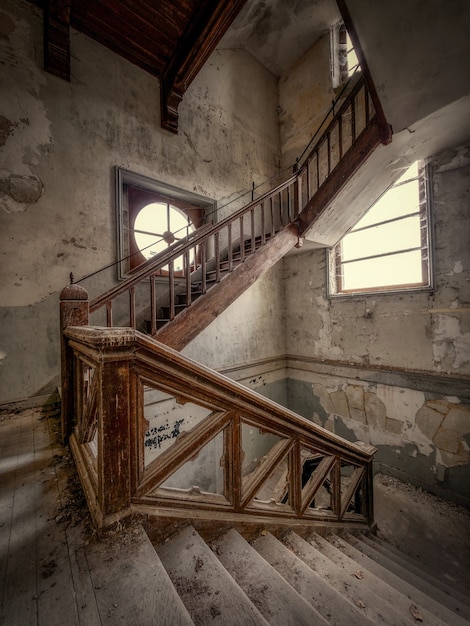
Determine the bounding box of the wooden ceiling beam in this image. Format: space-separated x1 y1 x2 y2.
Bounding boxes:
160 0 248 134
43 0 72 81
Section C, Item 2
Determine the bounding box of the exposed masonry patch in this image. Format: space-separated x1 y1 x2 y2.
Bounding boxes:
310 382 470 471
0 115 14 146
0 173 44 207
432 314 470 371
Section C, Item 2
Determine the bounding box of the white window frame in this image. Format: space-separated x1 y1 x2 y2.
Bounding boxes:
327 161 434 297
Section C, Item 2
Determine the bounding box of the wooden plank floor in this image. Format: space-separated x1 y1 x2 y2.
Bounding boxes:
0 407 176 626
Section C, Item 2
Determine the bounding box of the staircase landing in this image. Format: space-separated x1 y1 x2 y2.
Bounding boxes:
1 407 469 625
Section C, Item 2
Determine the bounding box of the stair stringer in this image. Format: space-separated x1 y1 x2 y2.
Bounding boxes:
155 223 299 351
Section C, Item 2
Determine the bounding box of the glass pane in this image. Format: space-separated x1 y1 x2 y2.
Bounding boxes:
251 456 290 506
340 461 363 516
143 386 213 467
353 177 420 230
342 215 421 260
300 449 334 513
241 422 283 477
158 430 225 495
134 202 195 267
342 249 423 290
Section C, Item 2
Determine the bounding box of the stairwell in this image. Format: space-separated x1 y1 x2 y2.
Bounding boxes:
52 70 470 626
103 521 470 626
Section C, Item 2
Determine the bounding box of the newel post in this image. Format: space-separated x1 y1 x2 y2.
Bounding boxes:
60 278 89 442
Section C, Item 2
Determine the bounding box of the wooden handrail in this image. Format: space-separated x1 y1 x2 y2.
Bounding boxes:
63 326 376 528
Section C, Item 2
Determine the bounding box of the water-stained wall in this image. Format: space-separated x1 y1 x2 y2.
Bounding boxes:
0 0 281 404
284 145 470 504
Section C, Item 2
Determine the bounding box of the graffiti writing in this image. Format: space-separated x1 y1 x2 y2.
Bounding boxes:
145 418 185 450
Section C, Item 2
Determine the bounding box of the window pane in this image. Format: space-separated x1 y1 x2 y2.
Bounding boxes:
353 178 419 229
341 250 423 290
342 215 421 260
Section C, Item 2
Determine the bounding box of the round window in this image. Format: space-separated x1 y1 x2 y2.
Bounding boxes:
133 202 195 271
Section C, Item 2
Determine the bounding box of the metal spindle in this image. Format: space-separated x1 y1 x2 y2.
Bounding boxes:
215 231 220 282
261 202 265 245
185 250 191 307
129 287 135 328
228 223 233 271
106 301 112 327
169 260 175 320
150 275 156 335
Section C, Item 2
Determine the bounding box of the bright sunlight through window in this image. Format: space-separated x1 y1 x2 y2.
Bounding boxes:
329 162 431 295
133 202 195 272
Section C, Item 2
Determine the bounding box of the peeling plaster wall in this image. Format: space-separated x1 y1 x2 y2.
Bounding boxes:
0 0 281 404
284 144 470 503
278 32 335 170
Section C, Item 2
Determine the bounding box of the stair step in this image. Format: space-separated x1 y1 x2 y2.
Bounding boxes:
84 524 193 626
311 532 448 626
155 525 269 626
342 532 470 623
282 529 419 625
209 528 327 625
366 531 470 606
251 531 374 625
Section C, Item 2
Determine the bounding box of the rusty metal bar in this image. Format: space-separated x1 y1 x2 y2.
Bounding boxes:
227 223 233 271
129 287 135 328
169 261 175 320
150 275 156 335
106 301 112 327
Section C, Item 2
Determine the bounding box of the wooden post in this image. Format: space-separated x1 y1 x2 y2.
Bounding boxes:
99 356 132 523
60 281 89 441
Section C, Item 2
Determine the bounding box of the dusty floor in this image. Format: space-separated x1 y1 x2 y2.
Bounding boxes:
374 473 470 597
0 406 469 624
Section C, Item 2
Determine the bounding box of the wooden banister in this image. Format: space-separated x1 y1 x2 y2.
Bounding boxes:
63 326 376 529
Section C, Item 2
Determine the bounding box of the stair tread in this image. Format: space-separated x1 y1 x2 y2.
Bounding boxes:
367 531 470 604
156 525 269 626
312 531 454 626
251 531 375 625
210 528 327 626
342 532 470 622
282 529 428 626
84 524 193 626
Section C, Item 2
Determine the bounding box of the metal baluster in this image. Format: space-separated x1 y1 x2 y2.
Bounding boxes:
150 275 156 335
129 287 135 328
169 260 175 320
106 301 112 327
215 231 220 282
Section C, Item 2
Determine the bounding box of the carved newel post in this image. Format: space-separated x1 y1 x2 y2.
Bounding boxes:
60 276 89 441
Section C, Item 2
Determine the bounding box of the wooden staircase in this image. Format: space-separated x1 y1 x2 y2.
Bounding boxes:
86 522 470 626
87 74 391 352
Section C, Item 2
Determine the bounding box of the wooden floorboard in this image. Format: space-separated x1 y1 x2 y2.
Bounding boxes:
0 411 38 626
0 407 187 626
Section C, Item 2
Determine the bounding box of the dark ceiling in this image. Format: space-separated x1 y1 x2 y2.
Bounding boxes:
39 0 248 133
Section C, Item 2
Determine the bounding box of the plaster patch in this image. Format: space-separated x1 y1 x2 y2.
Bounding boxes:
452 261 463 274
0 173 43 211
314 294 343 359
377 385 425 424
432 314 470 370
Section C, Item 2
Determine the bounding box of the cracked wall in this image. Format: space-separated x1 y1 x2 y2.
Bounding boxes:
0 0 282 404
285 144 470 503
